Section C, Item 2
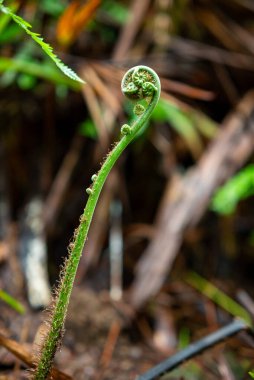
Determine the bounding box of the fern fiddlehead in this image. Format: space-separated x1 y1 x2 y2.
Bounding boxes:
32 66 160 379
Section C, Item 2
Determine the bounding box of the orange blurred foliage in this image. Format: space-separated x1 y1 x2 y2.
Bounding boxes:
56 0 101 47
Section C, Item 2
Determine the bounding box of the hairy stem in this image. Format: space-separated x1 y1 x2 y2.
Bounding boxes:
33 66 161 379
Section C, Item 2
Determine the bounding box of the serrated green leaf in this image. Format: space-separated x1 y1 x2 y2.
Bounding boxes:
0 3 84 84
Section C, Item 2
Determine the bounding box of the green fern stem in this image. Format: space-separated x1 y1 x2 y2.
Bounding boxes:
33 66 161 380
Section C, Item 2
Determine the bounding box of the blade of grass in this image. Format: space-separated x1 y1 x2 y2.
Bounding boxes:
0 289 25 314
185 271 252 326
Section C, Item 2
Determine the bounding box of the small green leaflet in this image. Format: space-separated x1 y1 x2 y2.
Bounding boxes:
0 3 84 83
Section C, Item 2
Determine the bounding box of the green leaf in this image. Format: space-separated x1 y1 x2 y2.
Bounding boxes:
0 3 84 83
0 1 18 35
17 73 37 90
101 0 129 25
0 57 81 89
211 164 254 215
40 0 66 17
189 110 218 138
152 99 203 158
79 119 98 139
249 371 254 378
0 22 21 43
178 326 190 350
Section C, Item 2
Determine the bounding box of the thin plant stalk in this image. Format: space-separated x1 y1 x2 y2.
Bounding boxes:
33 66 161 379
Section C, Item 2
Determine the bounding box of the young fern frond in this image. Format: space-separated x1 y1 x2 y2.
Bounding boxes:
0 2 84 83
32 66 161 380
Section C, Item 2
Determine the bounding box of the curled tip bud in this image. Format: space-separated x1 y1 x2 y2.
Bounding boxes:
86 188 93 195
122 82 139 98
142 81 157 96
91 174 97 182
121 124 132 135
134 103 145 116
121 65 159 102
132 68 147 87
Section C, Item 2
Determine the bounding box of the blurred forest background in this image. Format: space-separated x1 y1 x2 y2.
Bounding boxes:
1 0 254 379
